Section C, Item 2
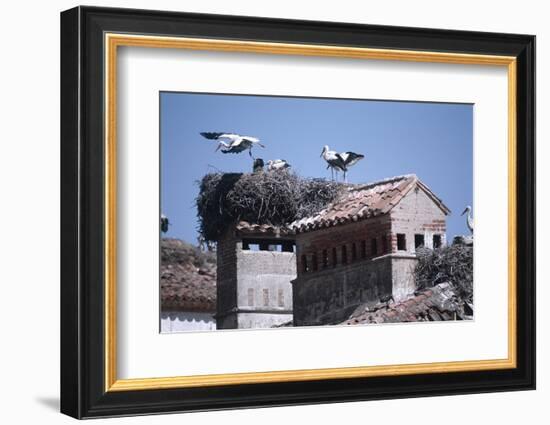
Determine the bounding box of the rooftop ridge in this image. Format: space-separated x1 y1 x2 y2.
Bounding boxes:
288 173 449 233
346 173 417 192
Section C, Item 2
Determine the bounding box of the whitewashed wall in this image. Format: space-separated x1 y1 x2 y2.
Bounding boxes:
161 312 216 333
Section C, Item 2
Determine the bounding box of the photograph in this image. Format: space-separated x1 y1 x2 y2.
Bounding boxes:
159 92 474 332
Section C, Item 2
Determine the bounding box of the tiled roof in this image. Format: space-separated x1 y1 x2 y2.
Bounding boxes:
235 221 295 237
289 174 450 233
342 282 472 325
160 238 216 312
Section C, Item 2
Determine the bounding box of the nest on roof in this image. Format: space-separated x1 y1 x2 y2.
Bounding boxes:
414 243 473 303
196 171 345 242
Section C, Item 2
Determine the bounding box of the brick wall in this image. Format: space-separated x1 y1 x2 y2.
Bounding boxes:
390 187 447 252
292 185 448 325
295 215 393 276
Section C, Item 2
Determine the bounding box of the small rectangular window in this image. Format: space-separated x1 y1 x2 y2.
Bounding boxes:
342 245 348 264
351 243 357 261
247 288 254 306
371 238 378 256
282 242 294 252
332 247 338 267
322 249 328 268
278 289 284 307
433 234 442 249
415 234 425 250
263 288 269 307
397 234 406 251
361 241 367 259
301 254 308 273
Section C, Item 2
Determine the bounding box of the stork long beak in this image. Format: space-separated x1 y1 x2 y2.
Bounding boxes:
258 143 265 148
215 144 222 152
461 208 468 216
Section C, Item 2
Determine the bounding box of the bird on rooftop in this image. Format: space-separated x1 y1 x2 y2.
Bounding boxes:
461 205 474 234
160 214 170 233
200 132 265 157
320 145 345 181
320 145 364 182
267 159 291 171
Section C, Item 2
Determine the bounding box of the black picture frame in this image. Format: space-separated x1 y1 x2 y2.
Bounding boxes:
60 6 535 419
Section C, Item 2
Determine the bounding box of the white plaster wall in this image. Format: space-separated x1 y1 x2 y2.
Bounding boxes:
161 312 217 333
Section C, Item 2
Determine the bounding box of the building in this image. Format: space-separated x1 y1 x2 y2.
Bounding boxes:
289 174 450 326
215 222 296 329
160 238 217 332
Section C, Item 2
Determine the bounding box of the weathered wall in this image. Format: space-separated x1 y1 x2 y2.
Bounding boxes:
216 229 296 329
236 250 295 312
390 187 447 252
216 229 238 318
292 254 393 326
295 215 393 274
234 311 293 329
391 254 418 302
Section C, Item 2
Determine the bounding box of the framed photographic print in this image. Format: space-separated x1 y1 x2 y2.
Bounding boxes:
60 6 535 419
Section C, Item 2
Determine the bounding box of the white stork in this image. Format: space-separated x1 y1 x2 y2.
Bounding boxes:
461 205 474 234
320 145 364 182
320 145 345 181
267 159 291 171
200 132 265 157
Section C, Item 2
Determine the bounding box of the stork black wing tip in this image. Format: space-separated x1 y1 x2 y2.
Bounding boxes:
200 132 230 140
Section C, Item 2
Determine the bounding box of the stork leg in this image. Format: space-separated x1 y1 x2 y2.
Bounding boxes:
330 167 334 181
343 171 347 183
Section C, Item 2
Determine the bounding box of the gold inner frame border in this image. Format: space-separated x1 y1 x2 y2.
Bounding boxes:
104 33 517 392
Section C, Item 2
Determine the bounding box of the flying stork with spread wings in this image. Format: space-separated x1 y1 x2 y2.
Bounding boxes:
200 132 265 158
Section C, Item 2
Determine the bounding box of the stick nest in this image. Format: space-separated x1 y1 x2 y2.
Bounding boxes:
196 171 344 242
414 244 473 303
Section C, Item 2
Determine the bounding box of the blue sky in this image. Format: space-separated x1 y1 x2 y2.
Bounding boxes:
160 92 472 244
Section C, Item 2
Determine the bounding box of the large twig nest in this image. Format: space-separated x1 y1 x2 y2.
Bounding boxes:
196 171 344 242
414 244 473 303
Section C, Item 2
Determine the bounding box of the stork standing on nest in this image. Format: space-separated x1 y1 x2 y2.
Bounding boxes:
461 205 474 234
320 145 364 182
200 132 265 158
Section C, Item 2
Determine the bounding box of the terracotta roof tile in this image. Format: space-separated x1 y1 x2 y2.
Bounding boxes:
160 239 216 312
290 174 450 233
235 221 295 237
342 282 470 325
